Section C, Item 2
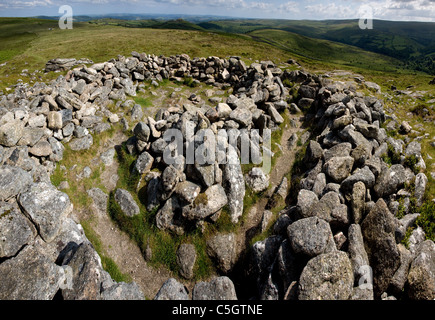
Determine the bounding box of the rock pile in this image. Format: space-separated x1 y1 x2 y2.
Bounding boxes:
0 50 433 300
246 73 434 300
0 52 291 300
121 55 291 230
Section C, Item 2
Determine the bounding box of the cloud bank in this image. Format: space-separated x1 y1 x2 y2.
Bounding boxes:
0 0 434 21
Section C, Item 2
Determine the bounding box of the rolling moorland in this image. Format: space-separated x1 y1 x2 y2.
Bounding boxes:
85 17 435 75
0 16 434 301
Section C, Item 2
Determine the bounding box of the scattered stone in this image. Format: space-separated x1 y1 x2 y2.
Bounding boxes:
156 196 183 234
134 151 154 174
297 189 318 218
390 244 413 295
0 244 67 300
261 210 273 233
0 165 33 201
29 139 52 157
183 184 228 220
100 148 115 166
133 122 150 142
351 181 366 224
400 121 412 134
69 135 93 151
323 156 354 183
61 242 103 300
348 224 370 286
414 173 428 207
0 202 35 258
47 111 63 130
222 145 245 223
87 187 108 216
101 282 144 300
0 120 24 147
304 140 323 164
174 180 201 204
373 164 407 198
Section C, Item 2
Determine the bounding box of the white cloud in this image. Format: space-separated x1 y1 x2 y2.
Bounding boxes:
278 1 299 13
1 0 54 8
363 0 435 21
0 0 434 21
305 2 355 19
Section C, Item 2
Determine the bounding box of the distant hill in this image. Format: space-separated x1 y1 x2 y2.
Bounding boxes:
34 13 238 23
89 18 205 31
247 28 403 73
151 19 205 31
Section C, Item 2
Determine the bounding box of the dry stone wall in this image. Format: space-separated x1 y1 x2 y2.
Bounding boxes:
0 51 433 300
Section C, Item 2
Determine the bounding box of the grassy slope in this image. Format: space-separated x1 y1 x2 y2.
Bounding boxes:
247 28 405 73
200 19 435 74
89 18 206 31
199 19 435 54
0 18 59 62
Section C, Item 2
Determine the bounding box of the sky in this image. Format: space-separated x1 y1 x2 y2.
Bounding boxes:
0 0 435 22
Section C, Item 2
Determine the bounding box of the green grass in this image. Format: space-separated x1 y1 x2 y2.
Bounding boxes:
50 126 115 209
381 143 402 167
198 18 435 74
108 142 221 279
133 96 152 107
248 28 404 74
416 202 435 242
91 18 206 32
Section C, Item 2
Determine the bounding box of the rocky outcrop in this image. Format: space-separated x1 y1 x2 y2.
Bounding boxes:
242 66 433 301
0 170 144 300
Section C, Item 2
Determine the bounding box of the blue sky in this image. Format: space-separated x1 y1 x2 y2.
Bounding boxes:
1 0 435 21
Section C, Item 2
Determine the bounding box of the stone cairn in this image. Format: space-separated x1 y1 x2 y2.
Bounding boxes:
0 51 432 300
